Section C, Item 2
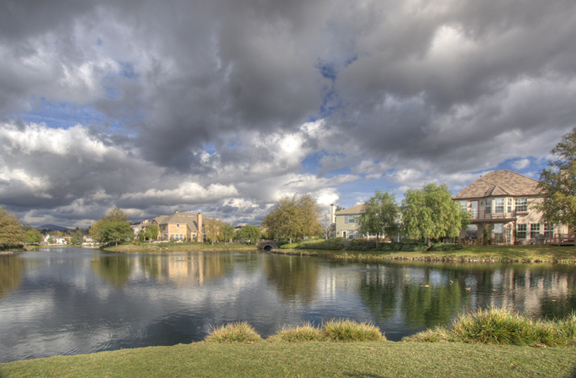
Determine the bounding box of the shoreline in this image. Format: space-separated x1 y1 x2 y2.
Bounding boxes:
267 247 576 264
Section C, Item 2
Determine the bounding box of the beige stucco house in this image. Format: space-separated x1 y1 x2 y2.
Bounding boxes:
452 170 569 245
151 211 205 241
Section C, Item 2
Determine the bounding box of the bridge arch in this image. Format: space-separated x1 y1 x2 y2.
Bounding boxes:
257 240 278 251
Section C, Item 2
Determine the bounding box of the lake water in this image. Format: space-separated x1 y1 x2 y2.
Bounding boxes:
1 247 575 363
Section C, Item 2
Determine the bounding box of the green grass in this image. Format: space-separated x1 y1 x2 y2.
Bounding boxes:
2 342 576 378
267 322 323 342
404 308 576 347
204 322 263 343
319 319 384 342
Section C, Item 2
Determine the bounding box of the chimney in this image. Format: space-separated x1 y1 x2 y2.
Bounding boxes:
197 213 203 241
330 204 336 224
174 210 179 214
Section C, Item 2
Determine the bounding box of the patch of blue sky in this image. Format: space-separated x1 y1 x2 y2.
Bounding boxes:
333 176 400 210
104 86 121 100
301 151 327 174
119 62 138 79
15 97 124 131
202 142 216 154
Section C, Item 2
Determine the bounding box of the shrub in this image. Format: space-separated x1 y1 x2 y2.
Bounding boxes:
319 319 385 342
204 322 263 343
404 308 576 347
280 242 300 249
268 322 322 342
345 241 376 251
400 243 428 252
297 238 345 251
429 243 464 251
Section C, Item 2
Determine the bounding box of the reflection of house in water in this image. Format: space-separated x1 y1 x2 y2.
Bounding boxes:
141 254 226 286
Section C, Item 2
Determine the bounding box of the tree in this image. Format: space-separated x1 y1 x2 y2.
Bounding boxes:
90 208 133 246
221 223 235 243
358 190 399 246
263 193 322 243
236 225 261 245
0 207 25 248
536 128 576 231
145 224 159 243
204 217 222 245
402 183 469 246
24 227 43 245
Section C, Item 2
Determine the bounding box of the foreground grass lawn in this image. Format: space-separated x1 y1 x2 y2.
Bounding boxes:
1 342 575 378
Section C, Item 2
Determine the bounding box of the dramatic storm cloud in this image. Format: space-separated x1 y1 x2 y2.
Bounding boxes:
1 0 575 227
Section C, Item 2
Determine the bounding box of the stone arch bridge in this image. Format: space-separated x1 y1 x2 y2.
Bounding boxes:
257 240 278 251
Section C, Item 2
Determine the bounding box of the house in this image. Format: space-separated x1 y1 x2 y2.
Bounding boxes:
331 204 365 240
43 234 67 245
452 170 569 245
151 211 205 241
131 219 151 237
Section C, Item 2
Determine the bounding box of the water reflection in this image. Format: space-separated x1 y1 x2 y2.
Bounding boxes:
0 254 24 299
263 254 319 302
1 249 575 363
91 255 133 289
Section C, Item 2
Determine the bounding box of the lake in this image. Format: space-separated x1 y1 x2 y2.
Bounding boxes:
1 247 575 362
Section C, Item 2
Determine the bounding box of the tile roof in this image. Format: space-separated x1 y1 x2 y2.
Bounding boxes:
335 203 366 215
452 170 540 200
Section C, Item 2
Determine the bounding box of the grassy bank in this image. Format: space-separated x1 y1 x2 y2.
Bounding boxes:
2 341 575 378
275 244 576 263
103 242 257 254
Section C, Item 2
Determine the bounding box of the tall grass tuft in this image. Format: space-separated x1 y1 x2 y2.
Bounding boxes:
267 322 322 342
320 319 385 342
404 308 576 347
204 322 263 343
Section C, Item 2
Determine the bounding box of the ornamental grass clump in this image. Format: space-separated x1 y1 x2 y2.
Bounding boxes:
267 322 322 342
450 308 540 345
406 307 576 347
204 322 262 343
320 319 385 342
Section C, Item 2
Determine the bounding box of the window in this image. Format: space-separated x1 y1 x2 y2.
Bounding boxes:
176 223 180 229
345 215 358 224
460 201 467 212
517 224 527 239
544 224 554 239
515 198 528 212
507 198 513 213
485 199 492 215
494 198 504 214
530 224 540 239
471 201 478 218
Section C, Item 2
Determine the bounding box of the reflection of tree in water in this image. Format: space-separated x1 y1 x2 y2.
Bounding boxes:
91 255 133 289
401 282 465 329
0 255 24 299
359 267 402 321
264 255 319 302
139 253 234 286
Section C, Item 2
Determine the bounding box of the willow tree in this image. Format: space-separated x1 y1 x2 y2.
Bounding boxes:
402 183 469 246
263 193 322 243
358 190 399 246
535 128 576 232
0 207 25 248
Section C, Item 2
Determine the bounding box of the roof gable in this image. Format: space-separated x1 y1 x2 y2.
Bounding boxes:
335 204 365 215
453 170 540 199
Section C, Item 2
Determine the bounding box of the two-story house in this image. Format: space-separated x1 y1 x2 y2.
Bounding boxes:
151 211 205 241
331 203 365 240
452 170 569 245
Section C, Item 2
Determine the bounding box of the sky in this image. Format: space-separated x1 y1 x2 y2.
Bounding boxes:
1 0 575 229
